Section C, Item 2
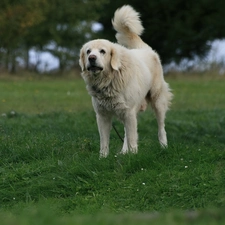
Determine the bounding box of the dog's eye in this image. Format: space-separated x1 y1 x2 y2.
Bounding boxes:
100 49 106 54
86 49 91 55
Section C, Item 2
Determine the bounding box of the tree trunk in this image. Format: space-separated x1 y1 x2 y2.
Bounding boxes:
25 47 29 70
5 49 10 71
10 50 16 74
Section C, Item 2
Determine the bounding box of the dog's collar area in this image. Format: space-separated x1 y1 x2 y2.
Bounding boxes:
90 85 113 99
91 85 102 94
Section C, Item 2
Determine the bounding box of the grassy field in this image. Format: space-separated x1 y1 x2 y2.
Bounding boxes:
0 73 225 224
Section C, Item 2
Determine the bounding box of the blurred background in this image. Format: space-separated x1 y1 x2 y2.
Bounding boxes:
0 0 225 74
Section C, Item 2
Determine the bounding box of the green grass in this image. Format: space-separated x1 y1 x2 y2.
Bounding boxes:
0 76 91 113
0 74 225 224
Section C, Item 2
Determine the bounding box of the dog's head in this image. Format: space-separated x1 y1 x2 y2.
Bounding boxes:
79 39 121 75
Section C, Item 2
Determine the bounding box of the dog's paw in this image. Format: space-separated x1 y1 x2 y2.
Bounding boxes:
130 147 138 154
99 151 109 158
160 142 168 148
120 146 138 155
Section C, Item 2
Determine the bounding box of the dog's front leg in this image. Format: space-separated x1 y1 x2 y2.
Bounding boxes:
121 128 128 154
96 113 112 158
122 112 138 154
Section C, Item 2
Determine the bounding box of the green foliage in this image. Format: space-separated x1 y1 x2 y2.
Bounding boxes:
1 0 225 73
0 0 46 48
0 74 225 224
98 0 225 64
0 0 108 72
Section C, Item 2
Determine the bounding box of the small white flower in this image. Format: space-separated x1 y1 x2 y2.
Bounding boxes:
114 155 117 158
13 197 15 200
180 158 183 161
185 166 188 169
141 168 144 171
142 182 146 185
58 160 63 166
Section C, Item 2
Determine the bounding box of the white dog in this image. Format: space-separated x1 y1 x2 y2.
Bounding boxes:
79 5 173 158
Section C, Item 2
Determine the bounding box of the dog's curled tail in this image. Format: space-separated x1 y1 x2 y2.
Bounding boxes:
112 5 148 49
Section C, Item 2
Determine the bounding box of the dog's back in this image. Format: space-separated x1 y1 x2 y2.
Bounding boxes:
112 5 149 49
112 5 173 129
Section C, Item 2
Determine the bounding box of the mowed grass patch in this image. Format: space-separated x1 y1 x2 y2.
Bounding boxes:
0 74 225 223
1 207 225 225
169 74 225 110
1 110 224 211
0 77 91 114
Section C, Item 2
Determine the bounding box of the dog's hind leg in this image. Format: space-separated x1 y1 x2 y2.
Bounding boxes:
150 84 172 147
154 103 168 147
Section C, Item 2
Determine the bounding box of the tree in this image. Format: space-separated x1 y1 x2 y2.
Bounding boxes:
97 0 225 64
0 0 47 72
0 0 108 73
38 0 108 72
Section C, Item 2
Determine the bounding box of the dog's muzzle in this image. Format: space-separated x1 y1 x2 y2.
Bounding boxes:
87 55 103 73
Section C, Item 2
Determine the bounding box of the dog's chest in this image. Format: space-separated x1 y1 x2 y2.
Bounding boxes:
87 84 113 99
96 97 126 112
88 85 127 112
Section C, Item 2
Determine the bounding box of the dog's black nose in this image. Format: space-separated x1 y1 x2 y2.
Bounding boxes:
88 55 97 63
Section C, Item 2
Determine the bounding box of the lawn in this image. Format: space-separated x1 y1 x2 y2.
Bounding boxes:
0 73 225 224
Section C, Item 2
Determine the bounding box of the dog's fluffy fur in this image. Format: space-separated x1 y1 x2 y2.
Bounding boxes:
79 5 173 158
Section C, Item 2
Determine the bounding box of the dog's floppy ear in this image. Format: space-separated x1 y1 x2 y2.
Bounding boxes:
79 47 85 71
111 47 121 71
